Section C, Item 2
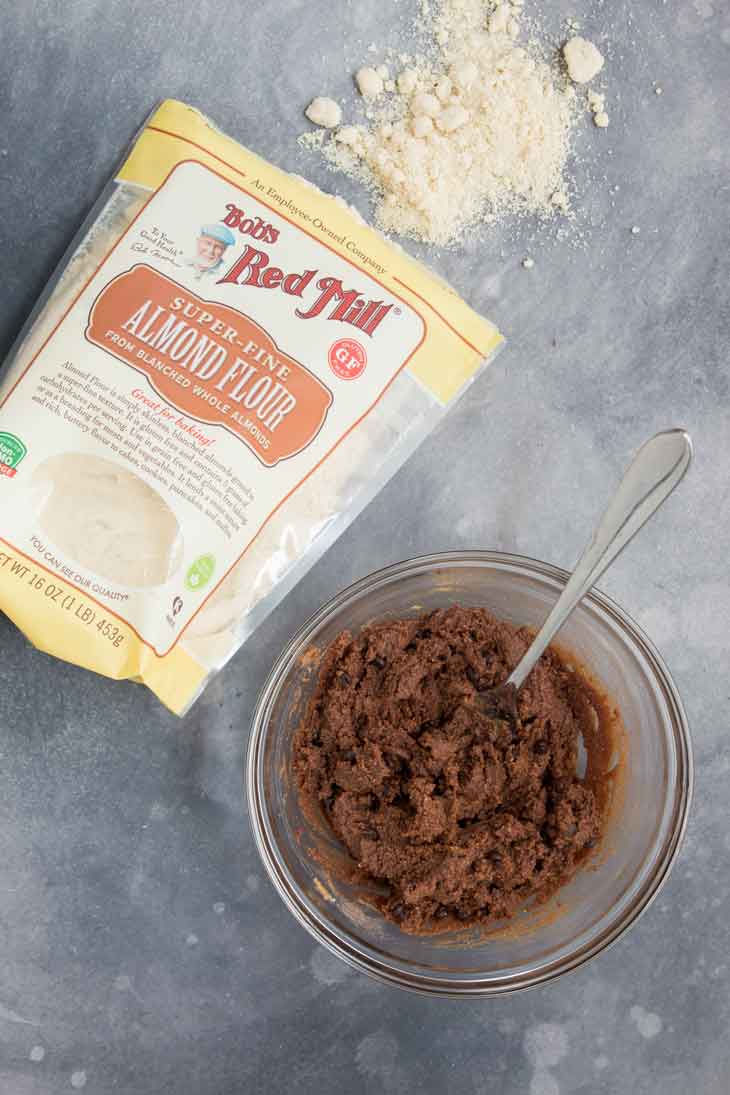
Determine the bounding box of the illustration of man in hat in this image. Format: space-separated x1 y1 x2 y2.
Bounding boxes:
187 223 236 279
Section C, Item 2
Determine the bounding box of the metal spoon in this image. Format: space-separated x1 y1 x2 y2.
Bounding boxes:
479 428 693 720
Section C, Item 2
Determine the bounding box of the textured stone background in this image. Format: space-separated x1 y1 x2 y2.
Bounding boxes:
1 0 728 1092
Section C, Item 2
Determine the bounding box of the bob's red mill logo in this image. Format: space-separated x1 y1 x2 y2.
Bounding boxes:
217 203 395 337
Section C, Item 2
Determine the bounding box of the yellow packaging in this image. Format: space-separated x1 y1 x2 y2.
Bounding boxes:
0 100 502 714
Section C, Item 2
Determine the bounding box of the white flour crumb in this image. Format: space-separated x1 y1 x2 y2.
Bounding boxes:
631 224 641 234
594 111 610 127
355 66 384 98
29 1046 46 1063
630 1005 663 1039
305 97 342 128
522 257 535 268
563 36 605 83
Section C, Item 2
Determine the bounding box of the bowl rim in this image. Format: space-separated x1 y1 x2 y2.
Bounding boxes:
246 550 693 997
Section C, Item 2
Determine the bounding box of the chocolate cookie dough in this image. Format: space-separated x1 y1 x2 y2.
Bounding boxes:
294 606 614 933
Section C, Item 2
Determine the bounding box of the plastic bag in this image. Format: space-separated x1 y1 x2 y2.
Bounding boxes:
0 100 502 713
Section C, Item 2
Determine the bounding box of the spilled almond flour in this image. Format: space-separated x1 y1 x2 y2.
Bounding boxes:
301 0 609 246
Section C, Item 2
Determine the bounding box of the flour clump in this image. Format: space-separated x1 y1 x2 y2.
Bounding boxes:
302 1 613 246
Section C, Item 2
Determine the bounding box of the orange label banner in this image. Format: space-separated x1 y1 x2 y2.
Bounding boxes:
85 264 332 466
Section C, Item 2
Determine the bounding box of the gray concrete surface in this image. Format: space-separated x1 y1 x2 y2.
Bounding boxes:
1 1 729 1092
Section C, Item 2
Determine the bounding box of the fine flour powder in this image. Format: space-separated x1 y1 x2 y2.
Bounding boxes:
304 0 608 245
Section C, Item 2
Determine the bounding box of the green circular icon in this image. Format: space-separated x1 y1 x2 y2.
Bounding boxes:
185 554 216 593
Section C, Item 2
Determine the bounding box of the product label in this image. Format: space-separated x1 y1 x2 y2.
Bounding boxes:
0 160 424 656
85 264 334 466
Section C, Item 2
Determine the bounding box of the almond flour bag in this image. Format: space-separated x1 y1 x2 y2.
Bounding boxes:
0 100 502 714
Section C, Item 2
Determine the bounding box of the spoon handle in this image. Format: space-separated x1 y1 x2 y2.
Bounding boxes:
507 429 693 691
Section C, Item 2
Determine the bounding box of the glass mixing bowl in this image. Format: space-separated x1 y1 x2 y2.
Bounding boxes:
246 552 692 996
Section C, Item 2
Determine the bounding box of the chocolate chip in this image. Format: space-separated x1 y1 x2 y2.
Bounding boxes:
391 902 406 920
338 671 351 686
311 729 321 746
456 908 472 921
534 739 549 755
584 837 597 849
371 656 386 670
435 906 449 920
487 850 503 866
468 666 491 692
535 858 544 872
362 828 378 841
341 749 356 763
